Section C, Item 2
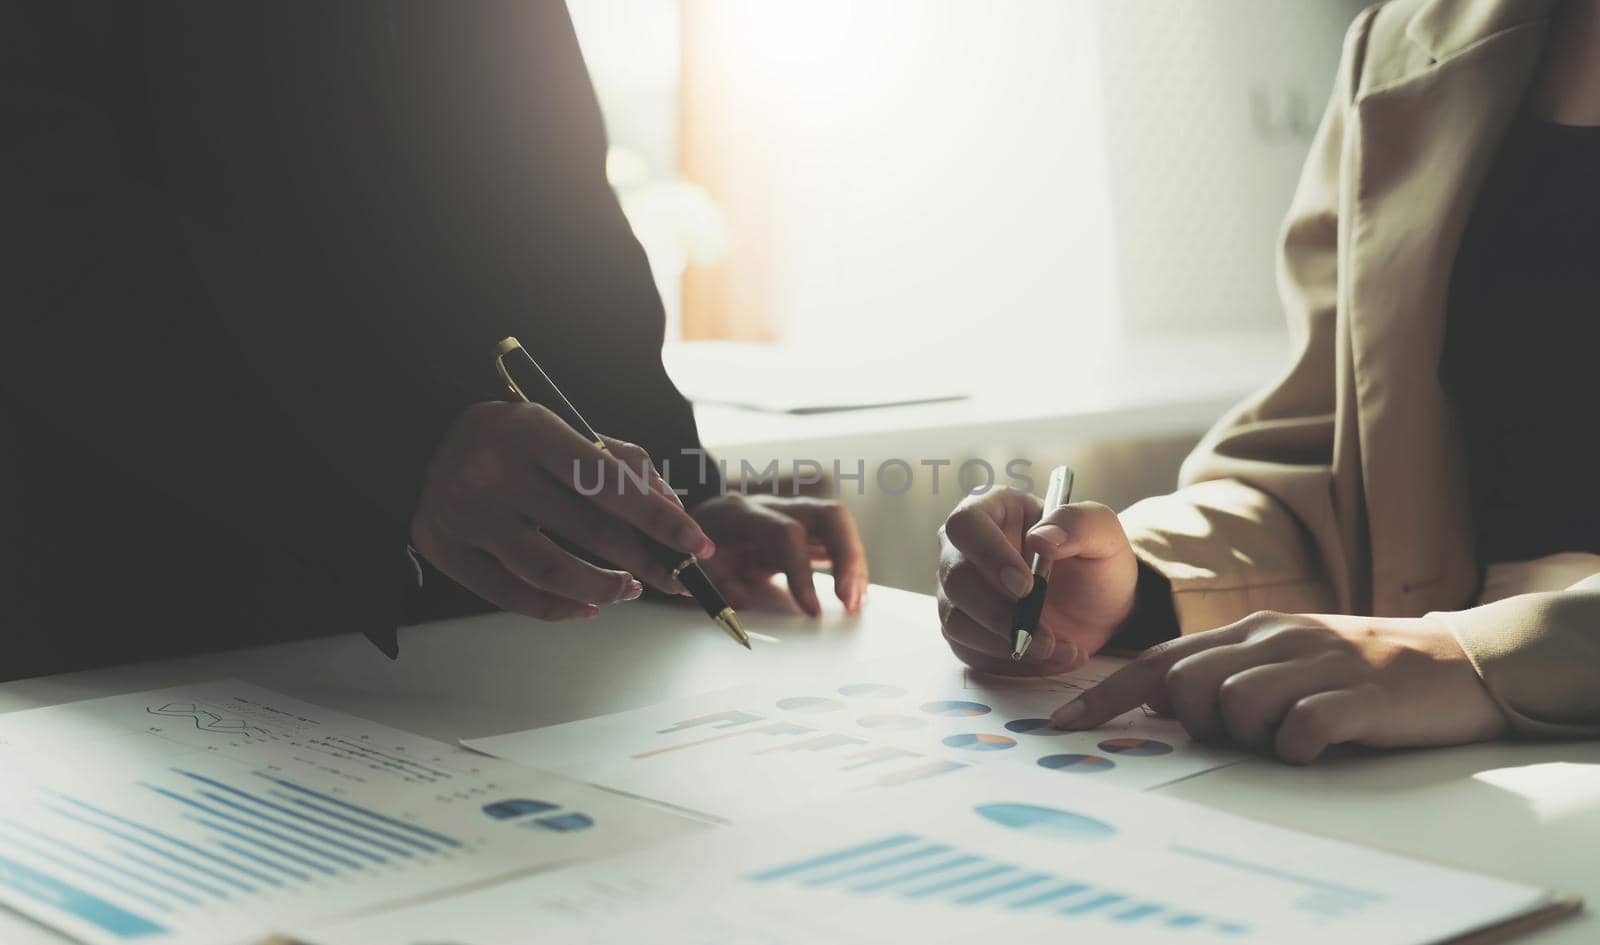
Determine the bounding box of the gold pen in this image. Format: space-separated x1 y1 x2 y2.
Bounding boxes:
493 337 749 648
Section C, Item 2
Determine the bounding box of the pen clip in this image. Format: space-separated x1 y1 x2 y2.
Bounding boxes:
494 336 610 454
494 337 531 403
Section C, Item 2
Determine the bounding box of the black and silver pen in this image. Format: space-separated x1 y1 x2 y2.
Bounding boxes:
1010 465 1074 660
493 336 750 649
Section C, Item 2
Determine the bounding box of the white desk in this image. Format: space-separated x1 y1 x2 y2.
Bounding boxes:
2 582 1594 944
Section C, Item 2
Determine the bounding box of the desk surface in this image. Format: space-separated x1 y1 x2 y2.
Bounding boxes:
2 582 1593 944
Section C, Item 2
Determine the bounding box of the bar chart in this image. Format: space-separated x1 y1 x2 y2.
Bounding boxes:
747 831 1249 934
0 682 694 945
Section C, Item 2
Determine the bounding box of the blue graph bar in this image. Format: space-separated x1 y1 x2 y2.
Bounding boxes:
269 793 437 854
154 788 363 873
213 840 312 883
112 848 234 905
0 831 172 913
1062 892 1128 915
951 872 1050 905
48 807 239 899
904 864 1015 900
1166 913 1206 929
255 774 463 849
749 834 920 882
852 854 982 893
3 821 203 907
173 771 411 858
184 816 343 876
1115 903 1165 922
151 786 385 869
802 844 952 886
0 852 166 939
1008 881 1089 910
56 795 276 890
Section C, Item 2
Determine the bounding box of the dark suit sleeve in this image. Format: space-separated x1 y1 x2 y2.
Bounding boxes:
1 2 473 557
386 1 724 507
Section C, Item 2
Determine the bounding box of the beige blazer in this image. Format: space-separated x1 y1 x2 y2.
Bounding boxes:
1122 0 1600 737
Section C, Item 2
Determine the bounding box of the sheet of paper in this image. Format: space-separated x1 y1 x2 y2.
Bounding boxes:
464 652 1244 821
293 762 1561 945
0 682 702 945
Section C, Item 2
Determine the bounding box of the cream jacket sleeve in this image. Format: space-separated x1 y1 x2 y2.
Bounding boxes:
1119 7 1600 738
1119 12 1371 635
1434 573 1600 737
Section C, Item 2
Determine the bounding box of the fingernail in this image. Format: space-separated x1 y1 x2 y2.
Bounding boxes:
1032 524 1069 550
580 604 600 619
1002 566 1032 598
1050 699 1088 729
623 580 643 601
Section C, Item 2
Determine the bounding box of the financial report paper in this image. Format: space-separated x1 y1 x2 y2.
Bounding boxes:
0 681 701 945
295 762 1568 945
465 651 1245 821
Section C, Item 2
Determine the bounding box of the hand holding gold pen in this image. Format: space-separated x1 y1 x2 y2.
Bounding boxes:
492 337 750 648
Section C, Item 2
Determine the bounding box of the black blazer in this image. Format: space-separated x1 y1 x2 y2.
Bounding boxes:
0 1 716 679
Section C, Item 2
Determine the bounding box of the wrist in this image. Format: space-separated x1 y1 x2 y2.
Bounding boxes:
1108 562 1180 650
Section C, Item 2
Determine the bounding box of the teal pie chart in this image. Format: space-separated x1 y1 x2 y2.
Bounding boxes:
975 803 1116 841
920 700 992 718
1036 753 1116 773
942 733 1017 751
1005 718 1071 736
1098 737 1174 756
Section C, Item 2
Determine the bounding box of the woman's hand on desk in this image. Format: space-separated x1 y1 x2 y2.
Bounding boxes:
936 488 1139 676
1051 612 1509 764
409 402 715 621
690 493 869 616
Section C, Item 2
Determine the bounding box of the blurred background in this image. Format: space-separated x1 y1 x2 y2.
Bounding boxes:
567 0 1368 592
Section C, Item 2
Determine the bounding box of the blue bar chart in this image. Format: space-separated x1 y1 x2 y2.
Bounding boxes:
747 832 1252 934
0 681 680 945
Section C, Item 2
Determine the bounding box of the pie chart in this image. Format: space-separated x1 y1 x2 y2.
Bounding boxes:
1036 753 1116 773
1098 737 1174 756
919 700 992 718
838 683 908 699
857 713 927 731
942 733 1018 752
974 803 1116 841
1005 718 1071 736
776 696 846 713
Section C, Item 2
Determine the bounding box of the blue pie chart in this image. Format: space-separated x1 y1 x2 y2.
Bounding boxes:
1036 753 1116 774
1005 718 1071 736
942 733 1017 751
920 700 992 718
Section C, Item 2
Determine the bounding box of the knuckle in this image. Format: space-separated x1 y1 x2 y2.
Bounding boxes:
1286 700 1332 740
942 508 976 542
1237 610 1283 634
780 518 808 543
1216 675 1254 718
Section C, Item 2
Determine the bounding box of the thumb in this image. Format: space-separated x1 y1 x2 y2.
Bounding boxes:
1023 502 1128 562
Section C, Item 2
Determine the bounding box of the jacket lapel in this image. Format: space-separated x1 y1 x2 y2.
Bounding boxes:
1345 0 1553 615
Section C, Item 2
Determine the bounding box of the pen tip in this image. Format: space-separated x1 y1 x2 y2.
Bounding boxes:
715 608 751 649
